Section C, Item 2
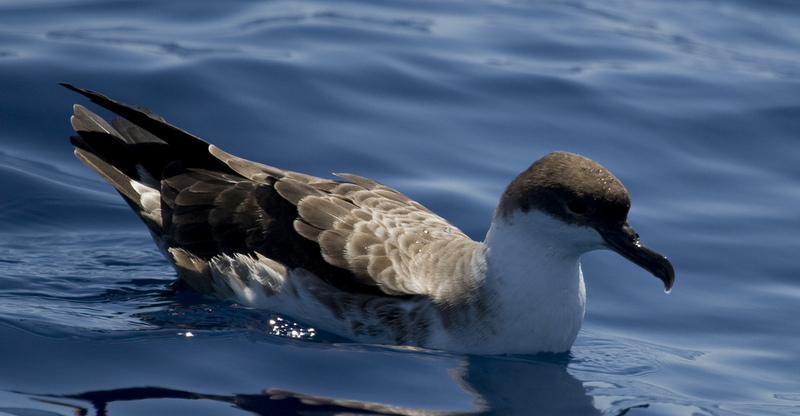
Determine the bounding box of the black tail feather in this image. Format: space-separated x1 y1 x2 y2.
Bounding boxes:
62 83 233 179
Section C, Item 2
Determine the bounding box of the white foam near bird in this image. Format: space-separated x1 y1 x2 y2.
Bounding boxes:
63 84 674 355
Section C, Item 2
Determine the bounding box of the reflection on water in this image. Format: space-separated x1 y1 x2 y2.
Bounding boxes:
23 354 611 416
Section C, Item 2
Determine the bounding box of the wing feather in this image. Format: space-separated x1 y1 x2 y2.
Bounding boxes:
65 84 479 301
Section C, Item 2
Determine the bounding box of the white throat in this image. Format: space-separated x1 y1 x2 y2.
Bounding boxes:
476 209 605 353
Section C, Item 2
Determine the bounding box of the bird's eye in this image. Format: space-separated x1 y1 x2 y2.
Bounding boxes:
567 199 589 215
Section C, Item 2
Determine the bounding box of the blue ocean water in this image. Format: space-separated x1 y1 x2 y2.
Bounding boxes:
1 0 799 414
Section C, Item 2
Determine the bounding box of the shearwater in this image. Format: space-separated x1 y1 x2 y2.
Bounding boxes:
62 84 674 355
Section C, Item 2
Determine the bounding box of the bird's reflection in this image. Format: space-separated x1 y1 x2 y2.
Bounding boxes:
16 299 653 416
22 353 631 416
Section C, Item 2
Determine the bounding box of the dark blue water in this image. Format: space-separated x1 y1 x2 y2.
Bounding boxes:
2 0 799 414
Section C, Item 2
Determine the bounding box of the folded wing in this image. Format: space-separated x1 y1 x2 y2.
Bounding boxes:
64 84 476 301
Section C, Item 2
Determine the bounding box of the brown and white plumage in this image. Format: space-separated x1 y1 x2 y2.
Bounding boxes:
63 84 674 354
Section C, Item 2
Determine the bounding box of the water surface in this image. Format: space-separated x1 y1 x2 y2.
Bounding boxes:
1 0 799 414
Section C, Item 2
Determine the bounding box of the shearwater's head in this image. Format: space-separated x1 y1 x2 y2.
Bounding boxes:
496 151 674 290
